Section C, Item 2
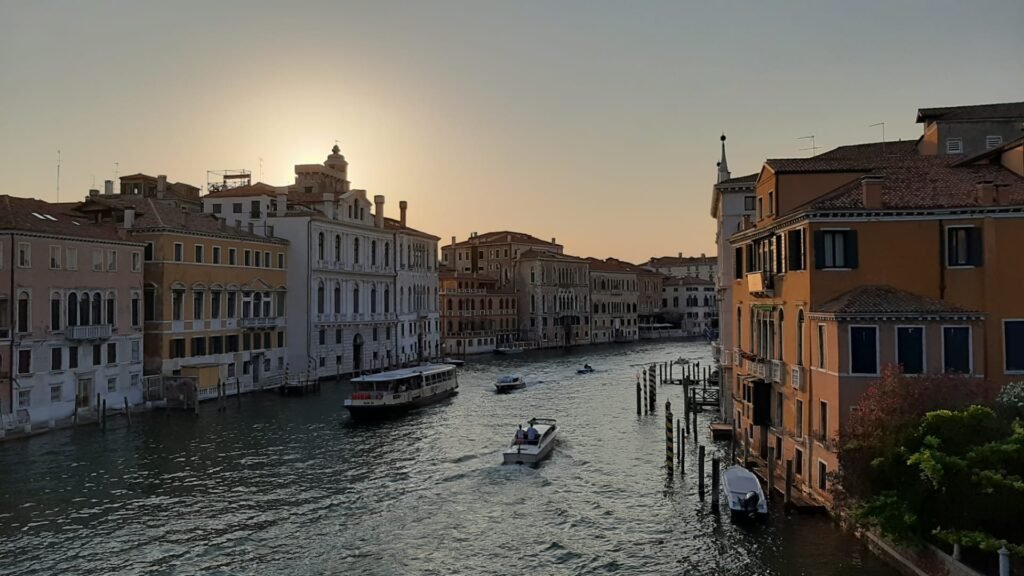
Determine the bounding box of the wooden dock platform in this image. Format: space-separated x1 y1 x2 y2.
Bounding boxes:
709 423 733 440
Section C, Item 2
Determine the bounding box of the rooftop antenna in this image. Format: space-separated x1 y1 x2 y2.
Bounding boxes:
798 135 820 157
259 156 263 181
869 122 886 154
56 148 61 202
114 161 119 184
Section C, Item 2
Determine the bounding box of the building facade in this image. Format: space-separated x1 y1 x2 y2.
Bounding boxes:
637 268 664 328
587 258 640 343
916 101 1024 157
660 276 716 336
1 196 145 427
441 232 562 287
729 133 1024 506
643 254 717 281
516 250 591 348
390 211 441 363
439 270 518 354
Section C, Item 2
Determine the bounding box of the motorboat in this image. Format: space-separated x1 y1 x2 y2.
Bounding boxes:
495 375 526 393
723 465 768 520
494 347 524 355
344 364 458 421
441 358 465 367
577 365 595 374
503 418 558 465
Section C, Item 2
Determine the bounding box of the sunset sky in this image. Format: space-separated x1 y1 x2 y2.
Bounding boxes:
2 1 1022 262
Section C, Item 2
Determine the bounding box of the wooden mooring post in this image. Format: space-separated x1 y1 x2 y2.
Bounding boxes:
697 445 706 499
731 420 737 463
665 401 673 473
676 418 683 467
642 371 648 416
767 447 776 505
124 397 131 426
692 409 698 444
101 399 107 431
711 457 720 510
648 368 657 413
635 376 641 415
785 459 794 508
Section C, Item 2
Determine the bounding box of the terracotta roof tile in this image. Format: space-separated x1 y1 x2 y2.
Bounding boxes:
0 195 129 242
452 231 560 248
917 101 1024 123
814 285 979 316
766 141 918 174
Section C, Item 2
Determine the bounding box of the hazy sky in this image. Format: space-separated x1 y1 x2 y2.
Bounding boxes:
2 1 1022 262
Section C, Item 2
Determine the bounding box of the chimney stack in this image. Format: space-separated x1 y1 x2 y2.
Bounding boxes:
89 188 100 197
399 201 408 228
123 208 135 229
678 251 683 258
322 191 336 219
741 214 752 230
976 180 997 205
276 189 288 216
551 237 556 244
157 175 167 198
104 180 113 195
861 175 885 209
374 195 385 228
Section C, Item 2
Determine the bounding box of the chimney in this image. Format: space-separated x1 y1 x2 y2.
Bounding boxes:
551 237 556 244
975 180 997 205
995 185 1013 206
235 220 242 231
741 214 752 230
374 195 385 228
157 175 167 198
322 191 335 219
399 200 408 228
678 251 683 258
104 180 113 195
276 189 288 216
861 175 885 209
123 208 135 229
89 188 100 197
451 235 457 247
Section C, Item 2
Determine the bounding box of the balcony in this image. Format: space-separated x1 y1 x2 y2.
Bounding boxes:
240 316 277 328
67 324 112 341
790 365 805 391
746 272 774 297
770 359 784 384
752 359 767 379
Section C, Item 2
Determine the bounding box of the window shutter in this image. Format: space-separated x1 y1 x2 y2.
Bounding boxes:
946 228 956 267
813 231 825 269
845 230 858 269
734 247 743 279
968 227 984 266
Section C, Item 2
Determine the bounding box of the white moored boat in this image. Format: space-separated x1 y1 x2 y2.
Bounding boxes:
502 418 558 465
344 364 458 421
495 375 526 393
722 465 768 520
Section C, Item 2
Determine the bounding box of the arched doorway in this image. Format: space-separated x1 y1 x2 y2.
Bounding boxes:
352 333 364 372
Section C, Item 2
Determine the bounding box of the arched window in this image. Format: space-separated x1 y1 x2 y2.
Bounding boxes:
737 307 742 352
334 235 341 261
447 299 453 311
254 293 263 317
371 240 377 266
384 243 390 267
370 287 377 314
106 292 116 325
488 299 493 310
318 232 325 260
353 238 360 264
317 282 324 314
334 283 341 313
353 285 360 314
797 309 805 366
384 288 390 313
67 293 78 327
16 292 29 333
80 292 90 325
92 292 102 326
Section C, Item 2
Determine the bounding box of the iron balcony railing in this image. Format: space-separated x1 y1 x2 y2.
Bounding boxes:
66 324 112 341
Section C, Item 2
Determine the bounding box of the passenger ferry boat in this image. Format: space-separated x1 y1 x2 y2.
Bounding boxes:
344 364 459 420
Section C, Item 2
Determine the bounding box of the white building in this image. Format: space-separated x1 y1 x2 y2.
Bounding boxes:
203 145 440 377
709 134 756 421
660 276 717 336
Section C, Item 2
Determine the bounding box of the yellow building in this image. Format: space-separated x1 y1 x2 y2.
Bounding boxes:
74 195 289 395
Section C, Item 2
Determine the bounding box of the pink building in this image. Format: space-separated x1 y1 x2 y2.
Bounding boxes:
0 196 145 431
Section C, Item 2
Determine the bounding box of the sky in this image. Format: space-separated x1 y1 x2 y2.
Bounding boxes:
1 1 1022 263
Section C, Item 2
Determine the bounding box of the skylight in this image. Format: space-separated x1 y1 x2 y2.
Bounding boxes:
31 212 45 219
44 214 57 221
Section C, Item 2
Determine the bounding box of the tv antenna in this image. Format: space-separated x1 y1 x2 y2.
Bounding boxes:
56 148 61 202
114 161 119 184
870 122 886 154
259 156 264 181
798 135 820 157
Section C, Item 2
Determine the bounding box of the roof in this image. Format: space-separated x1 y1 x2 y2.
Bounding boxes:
73 196 287 244
718 173 759 185
917 101 1024 123
450 231 561 248
644 255 717 267
203 182 279 199
383 217 439 240
0 195 131 243
517 249 586 262
808 152 1024 210
766 141 918 174
663 276 714 287
351 363 453 382
585 257 643 274
952 135 1024 167
813 285 980 317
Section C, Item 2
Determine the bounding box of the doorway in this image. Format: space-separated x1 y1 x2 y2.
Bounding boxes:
76 377 93 408
352 333 364 372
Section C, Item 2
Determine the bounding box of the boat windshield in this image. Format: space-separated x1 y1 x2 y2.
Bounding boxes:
497 376 519 384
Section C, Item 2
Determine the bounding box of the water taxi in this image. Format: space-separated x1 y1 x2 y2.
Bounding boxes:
495 375 526 393
344 364 458 421
502 418 558 465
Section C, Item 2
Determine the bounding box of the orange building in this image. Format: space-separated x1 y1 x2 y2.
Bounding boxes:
728 134 1024 505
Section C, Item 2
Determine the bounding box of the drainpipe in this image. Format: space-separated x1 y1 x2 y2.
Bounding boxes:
938 220 946 300
8 233 15 416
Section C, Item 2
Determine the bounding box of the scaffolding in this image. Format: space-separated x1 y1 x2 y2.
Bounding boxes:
207 169 252 194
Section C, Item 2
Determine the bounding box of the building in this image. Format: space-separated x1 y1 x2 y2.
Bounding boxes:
709 134 757 421
643 253 717 281
439 268 517 354
0 196 145 427
203 145 440 376
660 276 716 336
729 132 1024 506
74 194 289 395
440 231 562 286
916 101 1024 157
516 250 591 347
586 258 640 343
637 267 664 327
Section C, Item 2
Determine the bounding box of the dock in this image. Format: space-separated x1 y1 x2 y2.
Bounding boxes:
743 454 827 514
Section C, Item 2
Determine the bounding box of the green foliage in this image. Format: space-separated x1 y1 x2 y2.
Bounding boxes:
997 381 1024 421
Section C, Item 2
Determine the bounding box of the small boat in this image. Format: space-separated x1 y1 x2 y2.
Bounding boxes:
495 375 526 393
344 364 459 421
442 358 465 367
723 465 768 520
494 347 524 355
577 365 595 374
707 369 720 386
503 418 558 465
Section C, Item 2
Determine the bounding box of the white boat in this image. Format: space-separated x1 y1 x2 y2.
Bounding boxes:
502 418 558 465
577 365 595 374
723 465 768 519
494 347 524 355
442 358 465 367
495 375 526 393
344 364 458 421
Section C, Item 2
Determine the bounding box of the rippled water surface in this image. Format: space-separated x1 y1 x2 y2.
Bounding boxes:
0 341 897 575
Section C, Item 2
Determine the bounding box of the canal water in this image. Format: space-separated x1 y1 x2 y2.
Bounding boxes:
0 340 897 575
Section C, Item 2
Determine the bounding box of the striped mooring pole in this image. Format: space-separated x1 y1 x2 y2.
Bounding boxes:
648 366 657 412
665 400 674 473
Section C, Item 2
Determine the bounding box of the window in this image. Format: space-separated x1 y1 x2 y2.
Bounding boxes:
172 290 184 321
131 294 140 327
49 246 61 269
107 377 117 393
18 389 30 408
943 326 971 374
194 244 206 263
244 250 252 267
191 337 207 357
767 191 774 215
986 135 1003 150
946 226 983 267
264 252 271 268
50 384 62 403
896 326 925 375
211 292 221 319
17 242 30 267
945 137 963 154
744 195 755 211
17 349 31 374
814 230 857 269
66 247 78 270
818 460 827 491
232 202 243 214
107 342 117 365
131 340 140 363
786 229 805 271
849 326 878 375
173 243 183 262
131 251 141 272
795 399 804 438
92 344 101 366
212 203 222 214
17 293 29 333
131 373 140 388
796 309 805 366
818 400 829 442
1006 320 1024 373
756 197 763 220
734 247 743 279
170 338 186 358
144 243 153 261
254 251 261 268
69 346 78 369
277 253 285 269
50 295 61 331
817 324 826 369
229 248 237 265
51 347 62 371
794 447 804 475
212 246 221 264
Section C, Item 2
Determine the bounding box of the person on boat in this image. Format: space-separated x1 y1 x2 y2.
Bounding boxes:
583 364 592 371
526 422 540 444
514 425 526 445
